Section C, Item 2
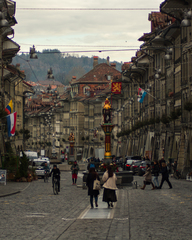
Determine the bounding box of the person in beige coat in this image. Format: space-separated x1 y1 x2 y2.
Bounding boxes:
102 165 117 208
141 164 155 190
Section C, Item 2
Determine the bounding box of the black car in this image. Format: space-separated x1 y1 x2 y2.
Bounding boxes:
124 159 136 171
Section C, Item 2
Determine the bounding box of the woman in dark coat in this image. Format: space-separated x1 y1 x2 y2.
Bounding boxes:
86 168 100 208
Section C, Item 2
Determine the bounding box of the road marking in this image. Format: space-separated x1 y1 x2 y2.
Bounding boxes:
78 189 118 219
25 213 49 218
62 218 76 221
114 218 128 221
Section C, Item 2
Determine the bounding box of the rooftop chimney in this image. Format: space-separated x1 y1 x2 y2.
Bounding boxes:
72 76 76 81
107 56 110 65
110 63 116 69
93 56 98 68
16 63 20 70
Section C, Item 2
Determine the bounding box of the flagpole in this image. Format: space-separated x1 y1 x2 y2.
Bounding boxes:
146 91 156 99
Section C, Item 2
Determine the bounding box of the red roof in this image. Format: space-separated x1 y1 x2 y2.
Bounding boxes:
71 63 121 85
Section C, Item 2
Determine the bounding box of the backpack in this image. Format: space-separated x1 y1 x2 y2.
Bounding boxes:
90 163 95 169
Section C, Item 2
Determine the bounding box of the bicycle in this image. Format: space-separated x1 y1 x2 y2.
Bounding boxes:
44 171 49 183
52 176 59 195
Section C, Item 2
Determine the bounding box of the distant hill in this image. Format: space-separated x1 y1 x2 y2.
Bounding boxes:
12 49 122 85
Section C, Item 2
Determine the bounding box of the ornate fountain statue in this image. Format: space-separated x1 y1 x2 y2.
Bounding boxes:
68 132 75 164
101 98 114 162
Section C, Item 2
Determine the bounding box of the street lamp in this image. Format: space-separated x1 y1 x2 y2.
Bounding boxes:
181 9 192 27
0 11 9 28
154 69 161 79
164 48 173 60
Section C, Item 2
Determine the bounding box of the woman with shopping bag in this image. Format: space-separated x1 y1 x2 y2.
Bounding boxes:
86 167 100 208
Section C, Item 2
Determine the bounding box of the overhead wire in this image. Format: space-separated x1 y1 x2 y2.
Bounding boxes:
17 8 159 11
16 55 39 82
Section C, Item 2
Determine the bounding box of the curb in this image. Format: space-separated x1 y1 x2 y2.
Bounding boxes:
0 190 21 198
0 182 31 198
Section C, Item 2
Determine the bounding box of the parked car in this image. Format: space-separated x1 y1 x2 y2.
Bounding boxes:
123 156 142 170
131 160 142 175
138 160 153 176
33 159 51 178
124 159 135 171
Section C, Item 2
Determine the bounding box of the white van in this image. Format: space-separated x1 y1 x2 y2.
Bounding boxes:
33 158 51 178
22 151 38 161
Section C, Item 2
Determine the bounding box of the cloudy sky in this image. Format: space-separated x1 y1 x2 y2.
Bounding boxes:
14 0 164 63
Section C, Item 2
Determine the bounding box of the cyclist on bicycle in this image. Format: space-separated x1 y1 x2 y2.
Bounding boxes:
43 162 50 174
50 165 60 192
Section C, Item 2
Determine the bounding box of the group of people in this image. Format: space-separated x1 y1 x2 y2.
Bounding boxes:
43 160 118 209
141 159 172 190
86 165 117 209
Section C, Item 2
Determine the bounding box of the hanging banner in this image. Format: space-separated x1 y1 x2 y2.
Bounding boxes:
111 82 122 94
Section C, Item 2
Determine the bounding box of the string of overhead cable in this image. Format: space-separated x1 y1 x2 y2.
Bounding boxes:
16 55 39 82
16 50 192 79
19 49 139 54
17 8 159 11
19 43 140 48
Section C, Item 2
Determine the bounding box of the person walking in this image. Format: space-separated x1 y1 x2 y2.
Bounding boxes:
159 161 172 189
141 164 155 190
87 158 95 171
86 167 100 208
50 165 60 192
152 160 160 189
102 165 117 208
71 161 79 185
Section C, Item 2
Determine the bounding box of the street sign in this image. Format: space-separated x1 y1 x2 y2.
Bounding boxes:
0 170 7 185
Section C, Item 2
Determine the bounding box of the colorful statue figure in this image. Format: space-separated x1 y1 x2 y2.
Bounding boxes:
69 132 75 141
103 98 112 123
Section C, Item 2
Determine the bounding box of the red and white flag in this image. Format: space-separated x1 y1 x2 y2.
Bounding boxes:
6 112 17 137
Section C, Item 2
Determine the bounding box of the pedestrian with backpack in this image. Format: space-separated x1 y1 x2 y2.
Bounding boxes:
87 158 95 171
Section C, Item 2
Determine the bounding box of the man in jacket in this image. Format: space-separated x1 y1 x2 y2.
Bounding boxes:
50 165 60 192
159 162 172 189
71 161 79 185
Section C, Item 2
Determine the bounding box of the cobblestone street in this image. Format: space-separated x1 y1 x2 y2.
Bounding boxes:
1 172 192 240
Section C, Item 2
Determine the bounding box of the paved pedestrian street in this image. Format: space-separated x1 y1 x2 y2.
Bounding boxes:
1 172 192 240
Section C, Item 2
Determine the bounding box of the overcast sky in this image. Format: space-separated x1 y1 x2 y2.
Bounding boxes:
14 0 164 63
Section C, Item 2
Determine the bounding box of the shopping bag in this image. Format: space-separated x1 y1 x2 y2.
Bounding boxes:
93 179 101 190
